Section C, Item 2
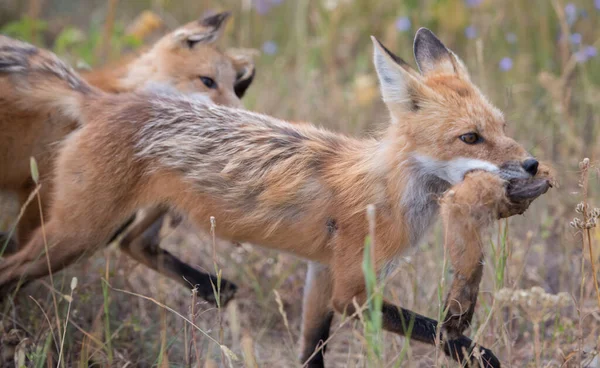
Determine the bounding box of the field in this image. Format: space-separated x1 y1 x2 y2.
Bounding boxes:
1 0 600 367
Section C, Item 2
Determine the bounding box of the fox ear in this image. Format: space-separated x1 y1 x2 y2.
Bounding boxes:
226 48 258 98
413 28 469 78
371 36 425 116
172 11 230 49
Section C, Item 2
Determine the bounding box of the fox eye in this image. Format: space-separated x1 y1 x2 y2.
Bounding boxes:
199 76 217 89
459 132 482 145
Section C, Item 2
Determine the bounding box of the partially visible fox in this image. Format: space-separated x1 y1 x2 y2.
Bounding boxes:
0 28 552 367
0 12 254 254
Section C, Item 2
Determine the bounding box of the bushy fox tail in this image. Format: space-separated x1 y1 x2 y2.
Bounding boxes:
0 35 100 123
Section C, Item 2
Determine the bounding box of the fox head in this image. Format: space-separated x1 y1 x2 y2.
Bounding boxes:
372 28 538 185
146 11 255 107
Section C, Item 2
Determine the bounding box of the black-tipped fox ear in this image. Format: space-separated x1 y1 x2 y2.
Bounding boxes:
413 27 469 77
200 11 231 29
371 36 428 117
372 37 418 76
234 67 254 98
172 11 231 49
226 48 258 98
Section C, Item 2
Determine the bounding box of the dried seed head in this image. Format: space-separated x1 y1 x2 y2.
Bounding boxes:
70 277 78 290
495 288 514 302
496 286 573 324
570 218 584 230
585 217 597 229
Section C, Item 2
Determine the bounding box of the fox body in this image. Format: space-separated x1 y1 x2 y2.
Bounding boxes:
0 12 254 248
0 28 552 367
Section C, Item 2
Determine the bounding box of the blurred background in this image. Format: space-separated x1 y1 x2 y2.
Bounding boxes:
0 0 599 367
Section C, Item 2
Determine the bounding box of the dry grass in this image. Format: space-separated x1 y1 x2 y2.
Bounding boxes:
2 0 600 367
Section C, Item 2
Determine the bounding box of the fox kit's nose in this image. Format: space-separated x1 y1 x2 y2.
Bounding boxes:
522 158 539 176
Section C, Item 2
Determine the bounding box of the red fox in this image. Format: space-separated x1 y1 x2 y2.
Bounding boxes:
0 12 254 263
0 28 552 367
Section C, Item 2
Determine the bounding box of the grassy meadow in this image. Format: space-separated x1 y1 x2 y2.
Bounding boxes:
1 0 600 366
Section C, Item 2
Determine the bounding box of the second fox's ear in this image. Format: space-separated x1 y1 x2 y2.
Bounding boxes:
227 48 258 98
171 11 231 49
413 28 469 78
371 36 428 117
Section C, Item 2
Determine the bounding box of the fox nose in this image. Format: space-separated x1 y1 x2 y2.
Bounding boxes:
522 158 539 176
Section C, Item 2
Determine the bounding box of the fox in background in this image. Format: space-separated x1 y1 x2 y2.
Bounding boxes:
0 26 553 367
0 11 255 288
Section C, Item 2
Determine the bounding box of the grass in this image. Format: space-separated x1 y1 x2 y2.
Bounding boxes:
1 0 600 366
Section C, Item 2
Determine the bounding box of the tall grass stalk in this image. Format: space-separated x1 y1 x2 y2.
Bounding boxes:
57 277 78 367
361 204 383 365
30 156 65 368
578 159 600 309
26 0 42 43
101 263 113 364
490 220 510 290
97 0 119 62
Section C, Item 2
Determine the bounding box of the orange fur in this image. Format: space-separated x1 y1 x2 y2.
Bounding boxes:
0 12 254 247
0 28 553 368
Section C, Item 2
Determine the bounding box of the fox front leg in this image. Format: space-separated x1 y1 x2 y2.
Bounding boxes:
440 172 505 337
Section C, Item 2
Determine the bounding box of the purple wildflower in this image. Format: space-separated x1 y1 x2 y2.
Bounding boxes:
564 3 577 25
262 41 278 55
570 33 582 44
499 57 513 71
253 0 283 15
395 16 411 32
584 45 597 58
595 0 600 10
465 0 483 8
465 25 477 39
254 0 271 15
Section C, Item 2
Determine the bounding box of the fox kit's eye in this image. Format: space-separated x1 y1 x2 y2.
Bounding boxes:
199 76 217 89
459 133 482 144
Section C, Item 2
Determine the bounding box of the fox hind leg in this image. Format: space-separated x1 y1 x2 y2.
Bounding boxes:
299 262 334 368
0 219 109 294
118 207 237 306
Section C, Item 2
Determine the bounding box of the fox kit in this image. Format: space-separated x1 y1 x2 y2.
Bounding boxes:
0 28 552 367
0 12 254 261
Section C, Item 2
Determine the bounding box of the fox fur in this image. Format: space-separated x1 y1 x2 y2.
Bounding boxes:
0 11 255 249
0 28 553 368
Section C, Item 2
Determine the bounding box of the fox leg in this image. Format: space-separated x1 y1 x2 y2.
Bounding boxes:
299 262 334 368
330 240 500 368
381 302 500 367
0 185 47 256
13 183 52 249
440 207 484 339
0 172 134 296
440 172 507 338
0 218 110 294
118 206 237 306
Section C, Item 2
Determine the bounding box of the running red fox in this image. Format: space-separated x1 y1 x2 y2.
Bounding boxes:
0 28 552 367
0 11 254 253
